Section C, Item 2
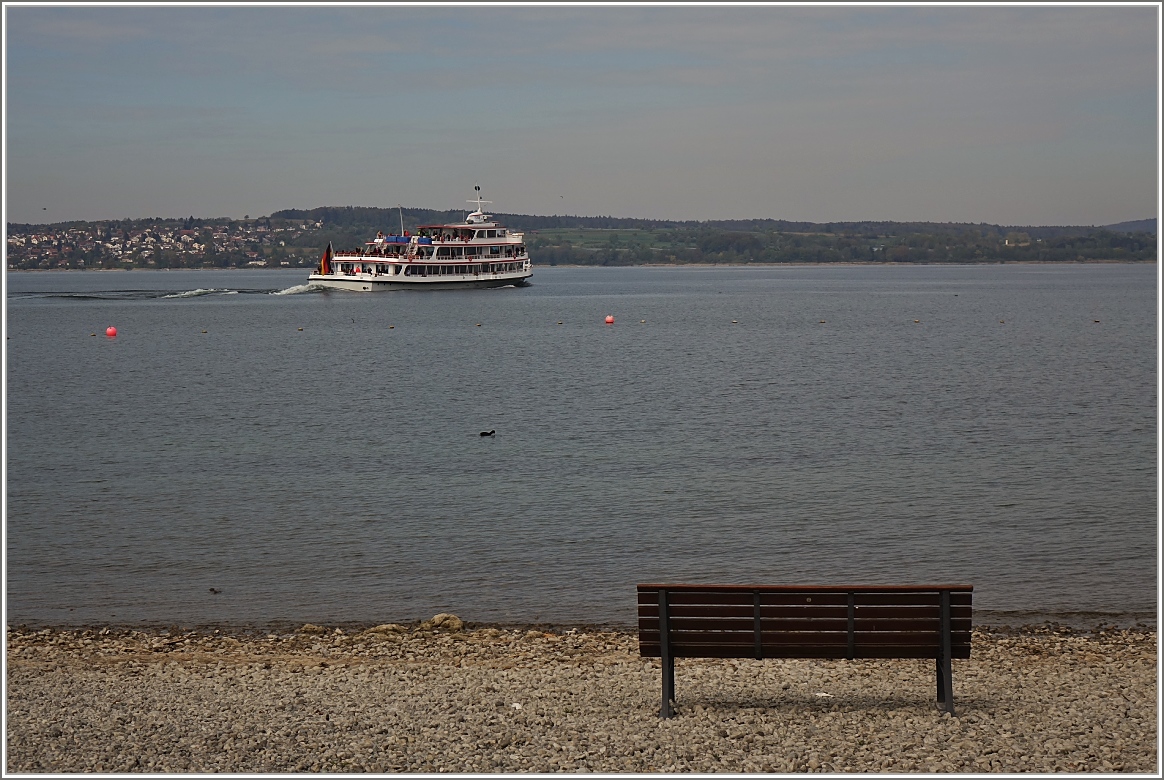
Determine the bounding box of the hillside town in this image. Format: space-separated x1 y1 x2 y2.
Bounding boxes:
5 218 326 270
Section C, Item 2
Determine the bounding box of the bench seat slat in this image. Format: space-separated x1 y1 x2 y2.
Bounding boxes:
640 644 972 660
639 631 972 648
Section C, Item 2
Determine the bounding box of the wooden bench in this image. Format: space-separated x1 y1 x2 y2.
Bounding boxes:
638 584 972 718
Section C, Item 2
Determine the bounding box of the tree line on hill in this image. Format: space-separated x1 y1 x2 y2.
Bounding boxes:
271 206 1157 266
528 225 1156 266
271 206 1155 240
7 206 1156 270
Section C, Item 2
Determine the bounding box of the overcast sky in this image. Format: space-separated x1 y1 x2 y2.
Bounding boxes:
4 4 1159 226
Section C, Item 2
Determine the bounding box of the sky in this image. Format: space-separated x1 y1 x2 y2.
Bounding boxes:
3 4 1160 226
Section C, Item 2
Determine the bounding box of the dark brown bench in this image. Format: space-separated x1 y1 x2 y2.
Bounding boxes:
638 584 972 718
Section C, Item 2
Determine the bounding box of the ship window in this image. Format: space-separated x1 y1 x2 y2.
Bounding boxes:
490 246 501 255
498 229 506 236
486 230 496 238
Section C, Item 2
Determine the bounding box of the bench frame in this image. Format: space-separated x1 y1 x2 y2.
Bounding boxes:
638 583 972 718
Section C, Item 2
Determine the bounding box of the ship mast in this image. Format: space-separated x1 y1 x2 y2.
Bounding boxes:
466 184 492 223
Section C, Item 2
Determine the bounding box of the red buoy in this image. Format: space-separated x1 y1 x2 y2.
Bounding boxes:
604 315 614 324
105 326 118 338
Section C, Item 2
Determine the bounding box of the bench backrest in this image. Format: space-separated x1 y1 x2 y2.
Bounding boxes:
638 584 972 660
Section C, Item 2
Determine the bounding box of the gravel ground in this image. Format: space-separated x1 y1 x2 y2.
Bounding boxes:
5 620 1157 773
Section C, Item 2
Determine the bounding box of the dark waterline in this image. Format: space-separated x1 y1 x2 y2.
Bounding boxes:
5 265 1157 628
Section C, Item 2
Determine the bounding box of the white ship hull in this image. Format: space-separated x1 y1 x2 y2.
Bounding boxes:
308 268 531 291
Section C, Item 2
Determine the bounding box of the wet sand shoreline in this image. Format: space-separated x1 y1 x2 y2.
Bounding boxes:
6 621 1156 773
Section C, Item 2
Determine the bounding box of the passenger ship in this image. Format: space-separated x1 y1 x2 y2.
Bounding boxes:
308 190 532 291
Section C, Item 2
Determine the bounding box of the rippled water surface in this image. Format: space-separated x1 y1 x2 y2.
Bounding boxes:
6 265 1157 627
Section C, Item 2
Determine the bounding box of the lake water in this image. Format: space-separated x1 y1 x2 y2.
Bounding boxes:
5 264 1157 629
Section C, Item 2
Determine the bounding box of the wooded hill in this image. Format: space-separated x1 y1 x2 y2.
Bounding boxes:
271 207 1157 266
7 208 1156 270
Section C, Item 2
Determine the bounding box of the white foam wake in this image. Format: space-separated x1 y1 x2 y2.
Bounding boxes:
162 288 237 299
271 283 325 296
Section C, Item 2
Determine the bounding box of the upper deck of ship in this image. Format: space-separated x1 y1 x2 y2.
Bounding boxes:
416 189 522 237
365 188 523 246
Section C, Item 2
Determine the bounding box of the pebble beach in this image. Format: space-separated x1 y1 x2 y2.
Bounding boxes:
6 619 1157 774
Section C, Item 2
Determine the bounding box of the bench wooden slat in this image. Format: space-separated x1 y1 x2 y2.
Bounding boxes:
640 644 973 660
636 586 974 597
639 631 972 648
637 595 972 612
639 604 973 621
639 633 973 648
637 584 973 596
639 616 973 633
639 593 974 608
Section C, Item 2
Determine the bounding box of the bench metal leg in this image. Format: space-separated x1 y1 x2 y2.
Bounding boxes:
659 589 675 718
662 655 675 719
935 656 954 714
936 590 955 715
